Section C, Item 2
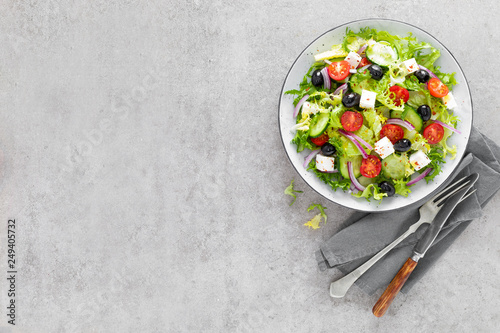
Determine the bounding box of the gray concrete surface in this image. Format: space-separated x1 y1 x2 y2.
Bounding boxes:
0 1 499 332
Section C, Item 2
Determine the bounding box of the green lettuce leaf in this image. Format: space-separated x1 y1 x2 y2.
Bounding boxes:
434 108 460 159
349 71 404 111
307 203 328 223
304 214 322 229
307 158 351 191
328 135 345 158
407 90 431 109
309 91 343 108
394 179 412 197
414 45 441 68
433 67 458 88
284 179 303 206
344 36 367 52
403 74 425 91
285 62 336 106
411 132 431 153
327 104 344 130
353 124 374 146
424 147 445 182
342 27 374 51
438 128 457 159
304 203 328 229
362 109 385 139
352 184 388 201
291 130 314 153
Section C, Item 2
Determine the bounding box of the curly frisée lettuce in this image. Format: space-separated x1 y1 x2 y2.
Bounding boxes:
349 70 404 111
307 158 351 191
394 179 412 197
284 179 303 205
304 203 328 229
286 27 462 202
353 184 387 201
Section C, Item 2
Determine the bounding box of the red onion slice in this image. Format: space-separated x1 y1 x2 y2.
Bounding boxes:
339 129 373 151
303 149 320 168
333 82 348 96
339 130 369 159
323 59 332 65
407 168 433 186
348 161 366 191
418 65 438 79
320 67 331 90
433 120 462 134
357 44 368 55
358 64 370 71
293 94 309 118
321 169 339 174
386 118 415 131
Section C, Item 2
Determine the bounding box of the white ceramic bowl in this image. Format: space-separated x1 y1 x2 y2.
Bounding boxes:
279 19 472 212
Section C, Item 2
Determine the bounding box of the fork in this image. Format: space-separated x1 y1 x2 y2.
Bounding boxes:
330 176 476 298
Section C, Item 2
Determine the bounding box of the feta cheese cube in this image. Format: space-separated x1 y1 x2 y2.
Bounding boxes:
360 89 377 109
374 136 395 159
410 150 431 171
344 51 362 69
301 101 321 116
316 154 336 172
403 58 419 74
442 92 457 110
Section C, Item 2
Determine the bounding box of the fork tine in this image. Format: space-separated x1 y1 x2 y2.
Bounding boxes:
429 175 468 203
435 180 471 206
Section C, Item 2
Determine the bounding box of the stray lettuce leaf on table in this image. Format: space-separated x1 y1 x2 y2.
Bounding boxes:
284 179 303 206
304 203 328 229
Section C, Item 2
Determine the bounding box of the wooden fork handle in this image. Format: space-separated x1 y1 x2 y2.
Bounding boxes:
372 257 418 317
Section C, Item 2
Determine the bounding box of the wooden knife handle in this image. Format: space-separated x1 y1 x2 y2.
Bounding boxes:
372 257 418 317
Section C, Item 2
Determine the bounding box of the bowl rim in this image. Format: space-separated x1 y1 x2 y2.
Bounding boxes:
278 18 473 212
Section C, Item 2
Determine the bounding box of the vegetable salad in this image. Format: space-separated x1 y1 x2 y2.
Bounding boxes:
285 27 460 201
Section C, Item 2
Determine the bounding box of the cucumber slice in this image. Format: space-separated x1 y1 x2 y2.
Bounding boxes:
381 153 407 179
403 128 417 141
365 41 399 67
358 175 377 187
309 112 330 138
390 109 403 119
339 155 363 179
379 106 391 119
389 105 422 131
403 106 423 132
348 73 372 96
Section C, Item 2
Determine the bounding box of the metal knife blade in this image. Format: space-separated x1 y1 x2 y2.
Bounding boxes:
412 173 479 261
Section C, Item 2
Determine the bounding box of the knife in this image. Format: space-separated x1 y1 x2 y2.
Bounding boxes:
372 173 479 317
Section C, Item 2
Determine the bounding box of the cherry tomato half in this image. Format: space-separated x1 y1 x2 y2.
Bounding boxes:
360 155 382 178
388 85 409 106
328 61 350 81
341 111 363 132
380 124 405 144
310 133 329 146
423 123 444 144
357 57 371 68
428 78 449 98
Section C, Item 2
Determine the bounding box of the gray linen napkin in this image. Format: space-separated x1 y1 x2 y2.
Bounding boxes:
316 127 500 295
